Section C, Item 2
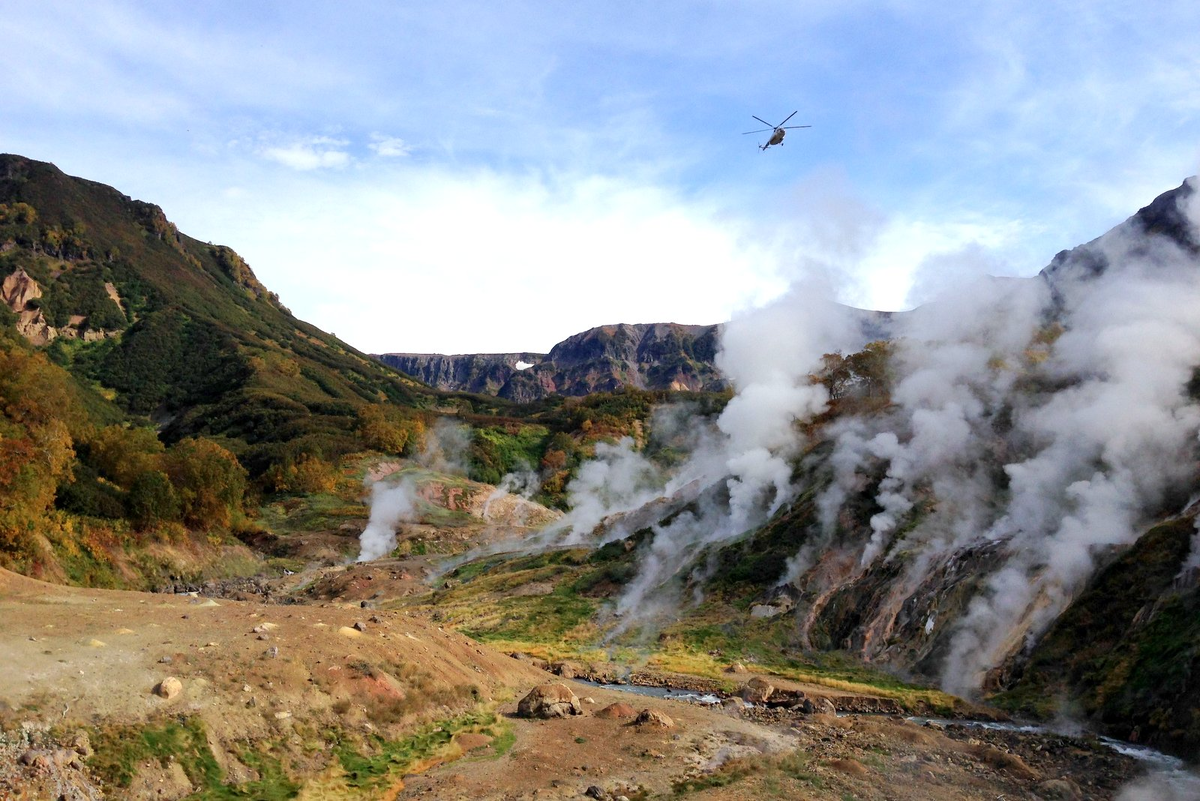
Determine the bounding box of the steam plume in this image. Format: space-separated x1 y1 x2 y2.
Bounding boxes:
356 477 418 562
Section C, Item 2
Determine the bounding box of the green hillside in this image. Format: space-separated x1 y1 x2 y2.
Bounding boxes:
0 154 731 584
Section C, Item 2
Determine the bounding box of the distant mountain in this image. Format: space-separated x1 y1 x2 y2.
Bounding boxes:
379 322 727 401
380 311 898 401
1041 177 1198 289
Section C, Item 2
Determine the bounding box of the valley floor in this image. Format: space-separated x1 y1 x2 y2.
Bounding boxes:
0 565 1170 801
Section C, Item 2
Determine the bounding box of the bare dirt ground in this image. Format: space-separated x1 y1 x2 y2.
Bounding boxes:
0 565 1154 800
0 566 543 799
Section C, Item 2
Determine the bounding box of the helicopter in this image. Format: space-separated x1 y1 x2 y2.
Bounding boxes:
743 111 811 150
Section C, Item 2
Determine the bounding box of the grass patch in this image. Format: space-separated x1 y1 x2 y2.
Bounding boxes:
330 709 502 792
673 760 755 795
257 492 366 536
88 717 299 799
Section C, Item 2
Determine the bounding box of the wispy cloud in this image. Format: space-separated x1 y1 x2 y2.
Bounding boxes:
369 134 411 158
258 136 351 171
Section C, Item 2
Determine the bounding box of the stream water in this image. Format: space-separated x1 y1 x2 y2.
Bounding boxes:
577 679 725 706
582 681 1200 796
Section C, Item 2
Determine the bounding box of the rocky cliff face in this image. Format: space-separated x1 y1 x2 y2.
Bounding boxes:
378 322 728 401
0 268 120 344
379 310 897 401
377 352 548 397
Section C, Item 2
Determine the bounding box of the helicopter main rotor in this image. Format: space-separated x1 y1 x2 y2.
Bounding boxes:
743 110 811 150
742 110 811 135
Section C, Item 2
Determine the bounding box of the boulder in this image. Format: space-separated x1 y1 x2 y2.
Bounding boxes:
801 696 837 715
153 677 183 700
516 683 583 719
740 676 775 704
595 702 637 720
632 708 674 728
551 661 580 679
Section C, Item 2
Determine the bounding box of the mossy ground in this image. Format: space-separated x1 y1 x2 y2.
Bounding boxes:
89 717 299 799
86 708 512 799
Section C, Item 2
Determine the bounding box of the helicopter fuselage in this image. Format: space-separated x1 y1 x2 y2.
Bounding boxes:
760 128 786 150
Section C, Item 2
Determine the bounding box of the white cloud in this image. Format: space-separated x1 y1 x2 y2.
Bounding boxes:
258 136 351 171
369 134 411 158
179 164 791 353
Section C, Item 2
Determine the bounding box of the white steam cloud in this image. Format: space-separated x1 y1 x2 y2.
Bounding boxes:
419 418 472 474
540 177 1200 695
356 477 418 562
543 281 863 633
1115 769 1200 801
788 181 1200 694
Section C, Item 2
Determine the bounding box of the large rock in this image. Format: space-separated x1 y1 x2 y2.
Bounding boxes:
632 708 674 729
517 683 583 719
153 677 182 700
740 676 775 704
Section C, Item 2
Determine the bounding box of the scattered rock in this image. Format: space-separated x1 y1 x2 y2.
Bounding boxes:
965 744 1040 780
273 711 292 720
595 702 637 720
158 655 172 664
353 621 367 632
632 708 674 729
69 730 92 759
1036 778 1084 800
726 662 748 674
153 677 183 700
516 683 583 719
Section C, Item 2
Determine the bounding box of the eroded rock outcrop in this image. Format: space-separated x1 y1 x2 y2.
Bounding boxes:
1 269 55 345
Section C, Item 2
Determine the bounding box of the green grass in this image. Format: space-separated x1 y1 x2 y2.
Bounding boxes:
88 717 299 799
256 492 366 535
331 709 504 792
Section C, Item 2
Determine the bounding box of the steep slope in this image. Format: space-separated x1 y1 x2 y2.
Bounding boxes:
0 154 437 472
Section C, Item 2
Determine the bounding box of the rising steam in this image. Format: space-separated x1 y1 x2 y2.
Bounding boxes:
539 177 1200 694
356 477 418 562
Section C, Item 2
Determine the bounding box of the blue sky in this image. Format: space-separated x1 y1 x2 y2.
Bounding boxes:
3 0 1198 353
